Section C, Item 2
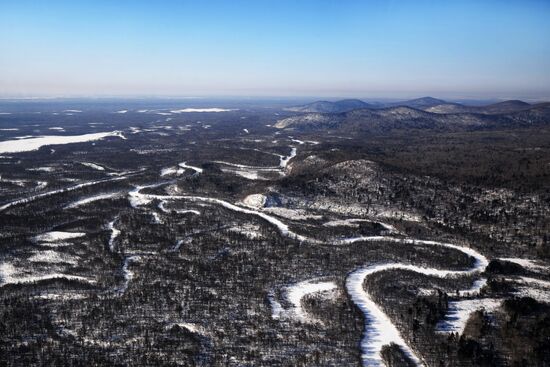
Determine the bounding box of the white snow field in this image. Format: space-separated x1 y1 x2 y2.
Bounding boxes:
33 231 86 243
270 279 337 323
0 262 95 287
436 298 502 334
65 192 121 209
157 200 200 215
80 162 105 171
160 162 203 177
28 250 79 265
178 162 203 174
499 258 549 273
241 193 267 209
228 223 264 239
160 166 185 177
508 276 550 302
0 131 126 154
323 218 398 233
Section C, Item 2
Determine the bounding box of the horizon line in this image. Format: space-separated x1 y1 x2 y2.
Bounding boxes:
0 94 549 104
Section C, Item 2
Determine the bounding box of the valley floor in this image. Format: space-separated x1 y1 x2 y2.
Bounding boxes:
0 105 549 366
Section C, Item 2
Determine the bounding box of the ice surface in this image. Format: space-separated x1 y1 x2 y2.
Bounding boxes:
0 131 126 153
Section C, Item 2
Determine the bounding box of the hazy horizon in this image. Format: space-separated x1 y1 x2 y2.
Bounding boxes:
1 0 549 99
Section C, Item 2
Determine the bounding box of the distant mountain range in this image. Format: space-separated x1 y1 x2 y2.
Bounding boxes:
386 96 448 109
276 99 550 132
284 99 372 113
284 97 541 115
425 100 533 114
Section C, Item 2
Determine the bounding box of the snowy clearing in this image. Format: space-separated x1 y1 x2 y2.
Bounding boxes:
436 298 502 334
323 218 398 233
27 166 55 172
65 192 120 209
0 262 94 287
28 250 78 265
241 194 266 209
499 258 549 273
179 162 203 174
80 162 105 171
271 279 337 323
160 166 185 176
228 223 263 239
33 231 86 243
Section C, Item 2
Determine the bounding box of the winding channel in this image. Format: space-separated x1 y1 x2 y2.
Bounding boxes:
128 177 493 366
346 252 487 366
8 143 536 366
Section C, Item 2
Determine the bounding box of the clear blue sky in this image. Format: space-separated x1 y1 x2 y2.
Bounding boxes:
1 0 549 99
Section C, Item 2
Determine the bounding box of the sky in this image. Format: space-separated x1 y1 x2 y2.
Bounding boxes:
1 0 549 100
